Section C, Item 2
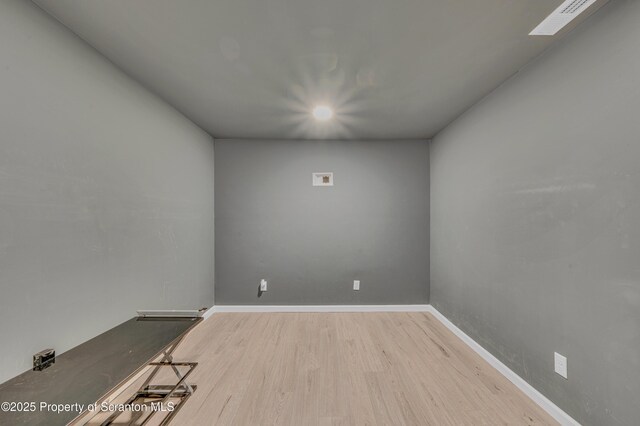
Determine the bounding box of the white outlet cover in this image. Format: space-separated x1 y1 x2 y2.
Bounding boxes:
353 280 360 291
260 279 267 291
554 352 567 379
312 172 333 186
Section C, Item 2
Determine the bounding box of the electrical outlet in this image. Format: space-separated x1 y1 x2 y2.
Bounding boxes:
353 280 360 291
33 348 55 371
260 279 267 292
554 352 567 379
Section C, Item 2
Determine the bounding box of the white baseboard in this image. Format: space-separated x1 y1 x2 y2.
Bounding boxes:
425 306 580 426
201 306 217 320
208 304 430 313
202 303 579 426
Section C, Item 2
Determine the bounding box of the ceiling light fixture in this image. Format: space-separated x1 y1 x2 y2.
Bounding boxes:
312 105 333 121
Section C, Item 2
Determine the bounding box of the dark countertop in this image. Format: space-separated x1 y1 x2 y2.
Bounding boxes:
0 316 201 425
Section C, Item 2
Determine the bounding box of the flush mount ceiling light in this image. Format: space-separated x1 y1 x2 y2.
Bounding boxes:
312 105 333 121
530 0 598 36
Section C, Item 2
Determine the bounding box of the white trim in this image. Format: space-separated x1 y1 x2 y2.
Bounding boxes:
207 304 430 313
201 307 217 320
425 306 581 426
136 309 203 318
201 303 579 425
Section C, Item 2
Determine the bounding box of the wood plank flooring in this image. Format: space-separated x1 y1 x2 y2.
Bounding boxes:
93 312 558 425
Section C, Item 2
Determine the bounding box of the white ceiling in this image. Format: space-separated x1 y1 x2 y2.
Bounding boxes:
34 0 605 140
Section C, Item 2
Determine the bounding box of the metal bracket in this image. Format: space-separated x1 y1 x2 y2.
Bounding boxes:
99 336 198 425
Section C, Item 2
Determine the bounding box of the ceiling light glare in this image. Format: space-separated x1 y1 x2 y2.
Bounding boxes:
312 105 333 121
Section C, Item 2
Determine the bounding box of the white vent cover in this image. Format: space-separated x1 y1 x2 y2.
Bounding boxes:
312 172 333 186
530 0 598 36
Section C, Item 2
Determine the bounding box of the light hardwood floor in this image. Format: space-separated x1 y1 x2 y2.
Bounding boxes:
95 312 558 425
170 313 557 425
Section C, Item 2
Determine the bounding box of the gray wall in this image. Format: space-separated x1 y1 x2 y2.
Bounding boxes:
0 0 214 384
430 1 640 425
215 139 429 305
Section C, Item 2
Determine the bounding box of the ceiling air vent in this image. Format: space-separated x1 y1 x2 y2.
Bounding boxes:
530 0 598 36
